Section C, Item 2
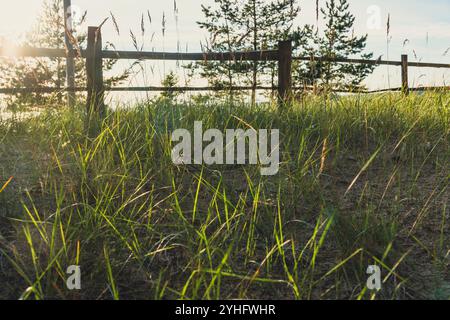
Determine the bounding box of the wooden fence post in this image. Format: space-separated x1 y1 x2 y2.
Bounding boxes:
86 26 104 116
63 0 75 108
278 40 292 107
401 54 409 95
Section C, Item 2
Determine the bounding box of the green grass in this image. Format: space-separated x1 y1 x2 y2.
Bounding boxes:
0 92 449 300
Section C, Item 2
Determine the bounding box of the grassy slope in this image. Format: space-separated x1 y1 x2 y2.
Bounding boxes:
0 93 449 300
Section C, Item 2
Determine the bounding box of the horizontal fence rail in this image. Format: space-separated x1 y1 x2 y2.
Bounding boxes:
0 86 276 94
0 47 71 58
1 25 450 113
0 87 86 94
2 46 450 68
0 46 279 61
0 86 264 94
293 56 450 69
3 85 450 95
101 50 280 61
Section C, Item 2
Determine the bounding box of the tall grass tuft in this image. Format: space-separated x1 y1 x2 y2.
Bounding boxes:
0 92 448 300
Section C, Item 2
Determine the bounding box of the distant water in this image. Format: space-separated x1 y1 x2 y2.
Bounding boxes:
0 106 40 121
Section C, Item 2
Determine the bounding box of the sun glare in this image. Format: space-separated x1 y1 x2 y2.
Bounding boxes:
0 40 20 57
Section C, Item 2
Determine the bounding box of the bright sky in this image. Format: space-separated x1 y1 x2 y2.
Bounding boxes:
0 0 449 94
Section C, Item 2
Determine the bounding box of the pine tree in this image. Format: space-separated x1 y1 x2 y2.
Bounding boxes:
194 0 299 103
192 0 243 99
0 0 127 110
293 0 374 91
239 0 299 103
159 71 181 103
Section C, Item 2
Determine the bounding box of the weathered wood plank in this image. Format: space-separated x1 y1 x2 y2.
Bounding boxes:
401 54 409 95
278 40 293 106
86 26 104 116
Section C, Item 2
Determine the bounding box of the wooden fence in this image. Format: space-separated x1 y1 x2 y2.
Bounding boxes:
1 25 450 113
